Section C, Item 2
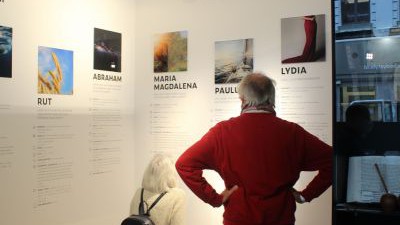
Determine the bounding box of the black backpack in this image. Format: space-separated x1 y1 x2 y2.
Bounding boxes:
121 188 167 225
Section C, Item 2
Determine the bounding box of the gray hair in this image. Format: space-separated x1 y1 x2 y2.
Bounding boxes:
237 72 275 107
142 154 178 193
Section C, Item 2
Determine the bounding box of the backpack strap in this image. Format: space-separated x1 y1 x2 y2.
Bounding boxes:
145 191 167 216
138 188 146 215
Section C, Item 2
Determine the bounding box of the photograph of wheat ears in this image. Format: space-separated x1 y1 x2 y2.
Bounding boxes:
38 46 73 95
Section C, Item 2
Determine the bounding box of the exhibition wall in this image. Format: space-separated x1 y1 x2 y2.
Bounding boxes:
134 1 332 225
0 1 136 225
0 0 332 225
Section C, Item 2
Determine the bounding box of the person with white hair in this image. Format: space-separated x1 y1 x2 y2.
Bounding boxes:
176 72 332 225
130 154 185 225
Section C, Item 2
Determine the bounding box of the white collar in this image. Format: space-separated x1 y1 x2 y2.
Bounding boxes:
241 108 272 114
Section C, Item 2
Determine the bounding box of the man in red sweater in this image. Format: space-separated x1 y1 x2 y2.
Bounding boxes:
175 72 332 225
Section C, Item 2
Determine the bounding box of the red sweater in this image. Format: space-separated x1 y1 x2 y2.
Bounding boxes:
176 113 332 225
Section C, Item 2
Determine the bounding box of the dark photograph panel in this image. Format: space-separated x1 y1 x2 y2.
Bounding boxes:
94 28 122 72
0 26 12 78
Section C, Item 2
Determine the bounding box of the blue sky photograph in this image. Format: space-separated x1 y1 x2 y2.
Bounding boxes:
38 46 73 95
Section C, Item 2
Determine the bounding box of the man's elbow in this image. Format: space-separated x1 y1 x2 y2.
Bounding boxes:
175 156 185 176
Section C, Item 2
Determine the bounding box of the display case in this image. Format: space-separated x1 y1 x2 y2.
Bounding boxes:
333 0 400 224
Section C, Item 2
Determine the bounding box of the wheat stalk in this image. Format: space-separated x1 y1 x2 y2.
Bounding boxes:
38 51 64 94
